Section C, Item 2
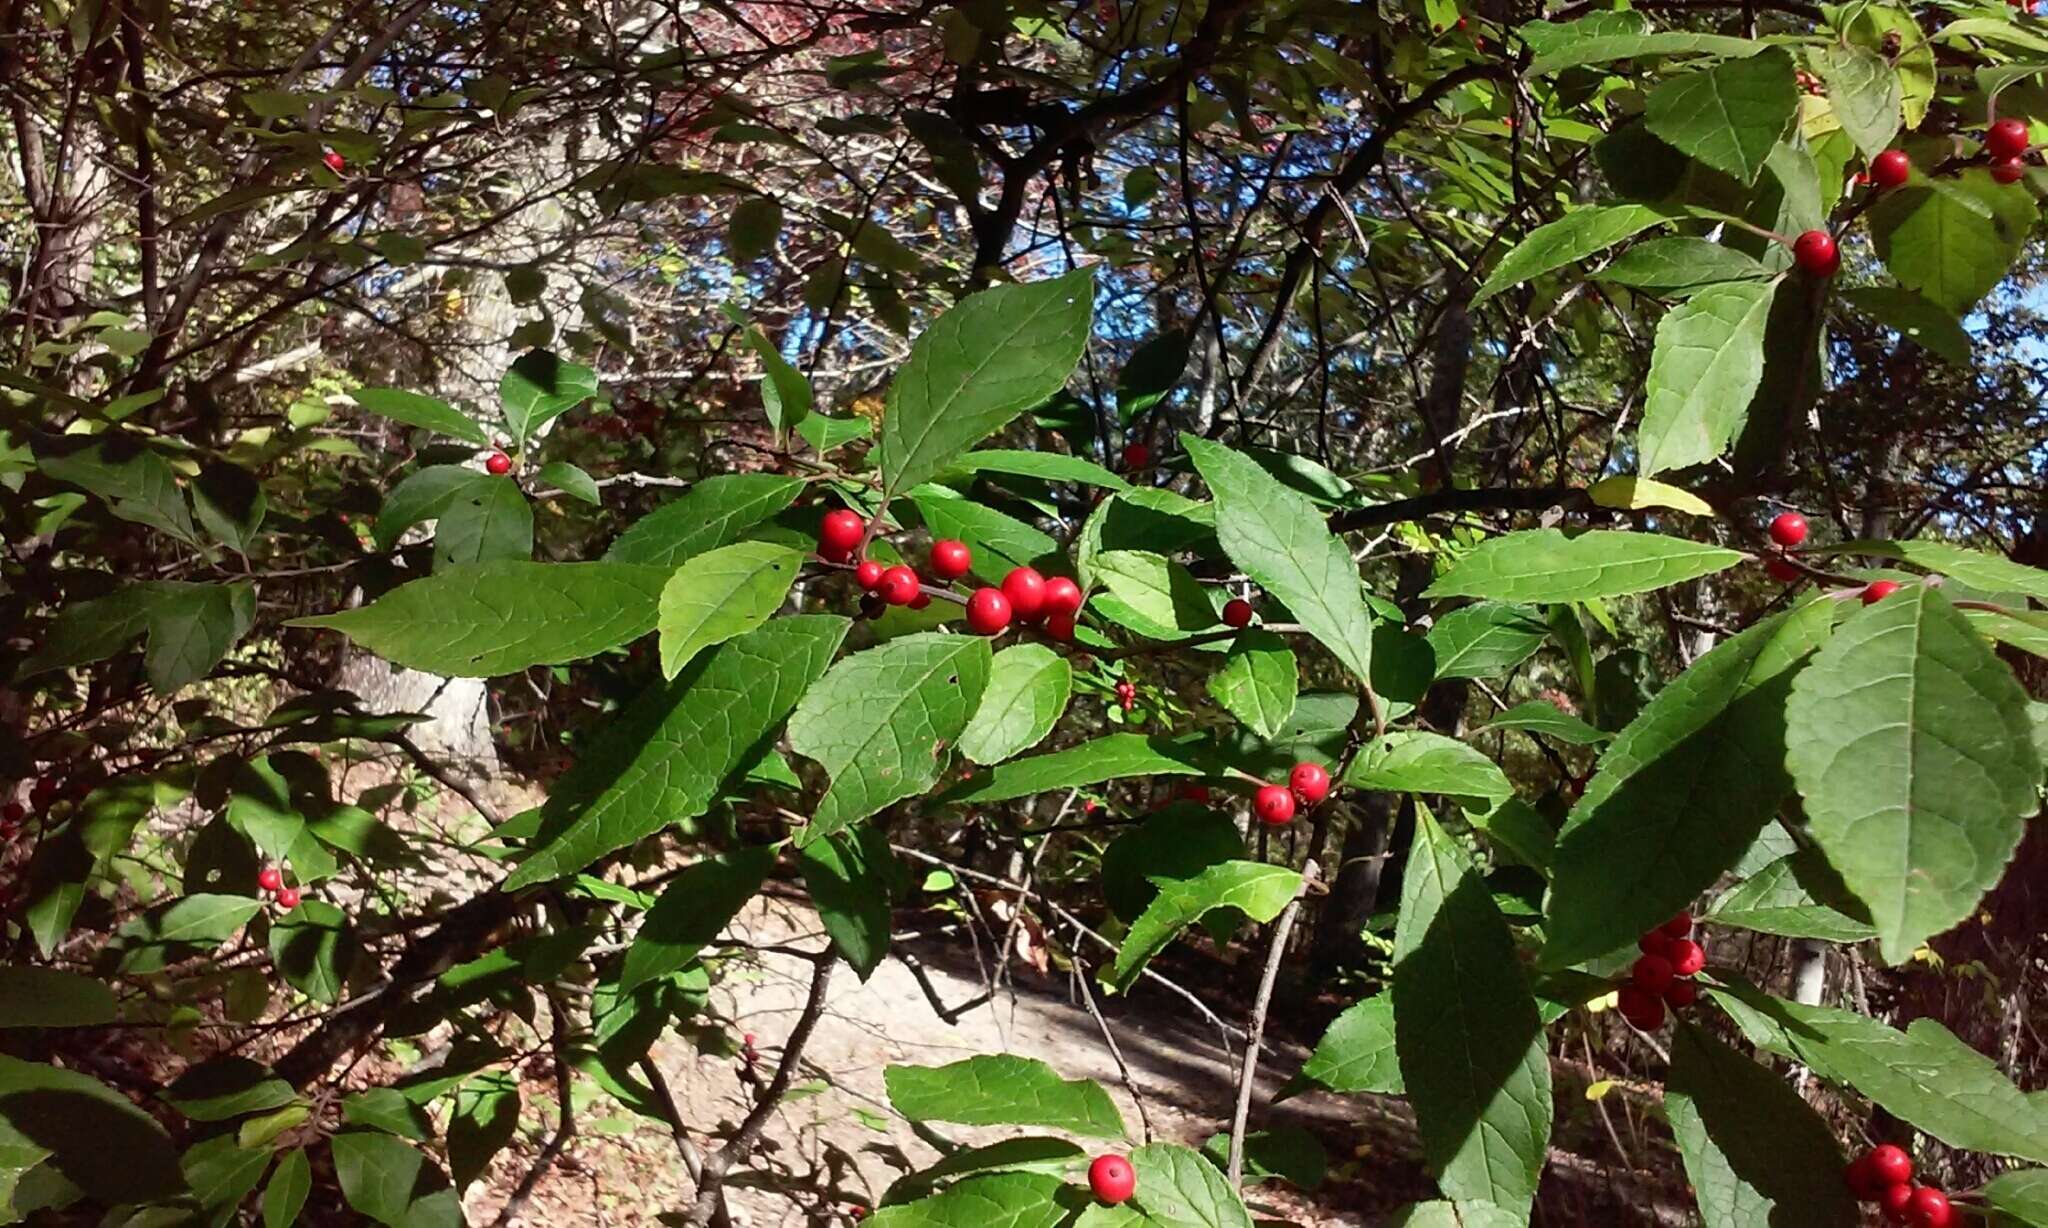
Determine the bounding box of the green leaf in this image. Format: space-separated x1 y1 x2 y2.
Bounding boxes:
1101 807 1243 925
1182 436 1374 682
164 1057 297 1124
1524 31 1764 75
879 269 1094 498
1095 550 1218 634
944 448 1130 492
349 388 489 446
21 581 257 693
1116 329 1193 423
788 633 993 842
1814 45 1902 160
1208 629 1297 740
504 616 848 888
374 464 480 550
1644 49 1798 185
1479 701 1610 746
1984 1169 2048 1226
1387 1202 1524 1228
0 1055 184 1205
1596 237 1773 293
192 461 267 554
867 1172 1068 1228
798 827 895 979
269 898 357 1004
0 967 115 1027
886 1055 1124 1138
431 472 532 566
885 1137 1085 1203
727 196 783 261
1347 732 1512 811
1666 1024 1858 1227
1109 860 1301 990
1199 1126 1325 1189
1426 529 1744 603
912 490 1060 582
1076 488 1215 589
447 1073 519 1193
1392 808 1551 1217
239 1103 310 1149
946 734 1223 803
1542 603 1832 968
36 439 198 544
537 461 601 505
181 1133 271 1210
501 349 598 445
1425 603 1548 680
262 1149 311 1228
620 845 778 993
291 561 669 677
1637 279 1778 475
1837 287 1972 367
1870 172 2039 314
1587 475 1718 517
959 644 1071 765
1295 991 1403 1095
1786 586 2040 963
1474 205 1677 303
657 542 802 678
1114 1142 1254 1227
1706 852 1877 942
721 305 812 436
341 1086 431 1139
331 1132 462 1228
1744 996 2048 1163
1836 538 2048 603
1471 798 1559 874
115 893 264 973
605 474 806 569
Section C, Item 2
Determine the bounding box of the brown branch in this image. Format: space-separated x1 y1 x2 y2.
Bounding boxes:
1225 861 1316 1188
488 991 576 1228
1326 484 1586 533
684 954 837 1226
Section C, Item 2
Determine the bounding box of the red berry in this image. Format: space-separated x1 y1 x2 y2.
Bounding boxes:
30 778 57 807
1768 513 1808 548
966 587 1013 635
1863 579 1902 604
323 149 345 173
275 886 302 910
1221 598 1254 628
1988 116 2030 159
0 802 23 826
1088 1154 1136 1205
1664 979 1699 1009
1846 1154 1884 1201
820 509 866 555
1041 576 1083 617
484 450 512 475
1661 912 1693 938
257 867 284 893
909 592 931 610
1616 984 1666 1030
1121 442 1150 469
1868 1144 1914 1188
1001 567 1048 622
855 560 885 591
878 565 921 606
1638 931 1673 957
930 539 972 580
1289 762 1332 805
1253 784 1296 826
1871 149 1911 189
1114 680 1135 710
1906 1186 1951 1228
1765 556 1802 583
1179 784 1212 803
1046 610 1076 641
1667 938 1707 976
1880 1181 1915 1223
1631 954 1677 994
1992 155 2026 184
1792 229 1840 277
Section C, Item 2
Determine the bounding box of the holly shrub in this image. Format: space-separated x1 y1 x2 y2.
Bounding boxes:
2 0 2047 1226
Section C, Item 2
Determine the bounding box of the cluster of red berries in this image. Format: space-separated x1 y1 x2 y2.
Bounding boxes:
1760 510 1901 604
1088 1154 1136 1204
1845 1145 1952 1226
1987 117 2034 184
1250 761 1331 827
819 510 1087 638
1616 913 1705 1030
256 866 303 911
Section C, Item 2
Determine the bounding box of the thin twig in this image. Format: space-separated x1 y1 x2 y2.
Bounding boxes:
1074 939 1157 1144
1226 861 1318 1188
489 992 577 1228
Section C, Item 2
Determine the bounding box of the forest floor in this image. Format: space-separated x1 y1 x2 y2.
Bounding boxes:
460 892 1696 1227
